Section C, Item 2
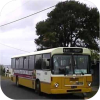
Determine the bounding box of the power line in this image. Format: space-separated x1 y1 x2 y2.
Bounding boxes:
0 5 56 52
0 42 30 53
0 5 55 27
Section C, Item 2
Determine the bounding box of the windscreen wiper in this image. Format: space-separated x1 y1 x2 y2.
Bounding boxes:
59 67 66 75
80 71 84 75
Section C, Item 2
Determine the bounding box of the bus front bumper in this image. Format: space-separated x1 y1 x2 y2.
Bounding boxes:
51 87 92 94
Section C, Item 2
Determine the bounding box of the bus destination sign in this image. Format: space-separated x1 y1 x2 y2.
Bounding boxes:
63 48 83 53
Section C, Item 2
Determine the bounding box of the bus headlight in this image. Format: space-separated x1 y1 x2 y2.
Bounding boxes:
55 83 59 88
88 83 91 87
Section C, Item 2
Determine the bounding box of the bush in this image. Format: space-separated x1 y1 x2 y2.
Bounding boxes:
0 65 5 76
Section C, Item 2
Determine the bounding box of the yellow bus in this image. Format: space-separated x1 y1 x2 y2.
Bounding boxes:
11 47 92 95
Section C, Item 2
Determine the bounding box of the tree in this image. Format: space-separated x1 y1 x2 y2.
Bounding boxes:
0 64 3 75
3 67 5 74
91 50 99 61
35 1 99 51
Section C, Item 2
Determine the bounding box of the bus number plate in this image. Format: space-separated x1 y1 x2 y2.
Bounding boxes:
71 86 77 89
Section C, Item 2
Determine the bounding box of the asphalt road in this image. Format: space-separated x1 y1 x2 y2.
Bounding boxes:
1 79 85 99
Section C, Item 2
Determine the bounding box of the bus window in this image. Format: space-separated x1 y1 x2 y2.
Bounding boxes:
74 55 89 74
11 58 15 68
35 55 42 69
16 58 19 69
42 54 50 69
53 55 73 74
19 57 23 69
29 56 34 70
24 57 28 69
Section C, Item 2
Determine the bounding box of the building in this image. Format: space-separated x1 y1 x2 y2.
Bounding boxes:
3 65 12 77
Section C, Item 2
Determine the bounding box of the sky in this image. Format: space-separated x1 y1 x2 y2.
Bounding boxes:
0 0 99 65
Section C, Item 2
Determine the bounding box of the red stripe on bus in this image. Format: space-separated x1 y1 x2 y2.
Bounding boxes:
14 73 32 78
14 73 36 79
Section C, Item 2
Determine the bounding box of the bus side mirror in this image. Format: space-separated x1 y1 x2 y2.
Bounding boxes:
91 59 96 66
90 69 94 74
93 59 96 65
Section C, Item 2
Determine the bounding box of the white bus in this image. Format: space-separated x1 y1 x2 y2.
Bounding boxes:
11 47 92 95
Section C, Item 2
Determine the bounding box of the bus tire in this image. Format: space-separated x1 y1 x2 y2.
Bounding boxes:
83 92 91 97
16 77 19 86
35 80 41 95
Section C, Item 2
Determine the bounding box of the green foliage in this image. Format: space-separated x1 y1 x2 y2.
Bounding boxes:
91 50 99 61
35 1 99 51
0 65 5 76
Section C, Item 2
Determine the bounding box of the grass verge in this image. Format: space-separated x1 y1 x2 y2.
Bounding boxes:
1 76 11 80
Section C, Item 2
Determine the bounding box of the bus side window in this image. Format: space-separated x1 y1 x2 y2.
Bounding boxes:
35 55 42 69
42 54 50 69
16 58 19 69
19 57 24 69
29 56 34 70
11 58 15 69
24 57 28 69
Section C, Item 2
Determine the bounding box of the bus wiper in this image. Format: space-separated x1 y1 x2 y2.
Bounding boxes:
59 67 66 75
80 71 84 75
64 68 66 76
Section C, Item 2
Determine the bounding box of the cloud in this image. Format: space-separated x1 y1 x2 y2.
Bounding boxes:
0 0 96 32
76 0 97 8
0 0 63 30
0 0 97 65
22 0 62 11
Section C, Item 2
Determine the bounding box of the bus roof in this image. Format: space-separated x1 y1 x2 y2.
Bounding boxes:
11 47 91 58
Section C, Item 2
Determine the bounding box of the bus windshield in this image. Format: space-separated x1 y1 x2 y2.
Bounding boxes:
74 55 89 74
53 55 89 75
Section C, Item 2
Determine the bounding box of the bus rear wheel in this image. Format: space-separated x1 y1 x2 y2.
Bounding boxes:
16 77 19 86
35 80 41 95
16 80 19 86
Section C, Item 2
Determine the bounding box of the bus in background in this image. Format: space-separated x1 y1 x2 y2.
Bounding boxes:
11 47 92 95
